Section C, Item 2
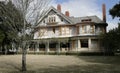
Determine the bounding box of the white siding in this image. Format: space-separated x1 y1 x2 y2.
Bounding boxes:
34 11 104 39
34 32 39 39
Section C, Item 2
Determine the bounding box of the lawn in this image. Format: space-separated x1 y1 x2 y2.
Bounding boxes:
0 55 120 73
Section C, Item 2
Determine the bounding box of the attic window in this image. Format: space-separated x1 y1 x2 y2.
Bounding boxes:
81 19 91 22
48 16 56 23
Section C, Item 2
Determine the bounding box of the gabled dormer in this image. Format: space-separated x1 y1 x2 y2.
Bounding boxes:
37 5 74 27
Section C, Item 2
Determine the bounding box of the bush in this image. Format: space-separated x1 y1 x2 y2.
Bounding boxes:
17 51 115 56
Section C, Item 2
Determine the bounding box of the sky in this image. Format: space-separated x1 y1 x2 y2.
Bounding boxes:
51 0 120 32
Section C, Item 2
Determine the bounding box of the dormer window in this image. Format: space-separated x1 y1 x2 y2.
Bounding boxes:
81 19 91 22
48 16 56 23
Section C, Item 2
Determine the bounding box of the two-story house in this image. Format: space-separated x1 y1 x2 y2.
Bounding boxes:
31 4 108 53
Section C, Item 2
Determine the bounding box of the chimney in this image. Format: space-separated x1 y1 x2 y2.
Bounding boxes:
65 11 70 17
102 4 106 22
57 4 61 12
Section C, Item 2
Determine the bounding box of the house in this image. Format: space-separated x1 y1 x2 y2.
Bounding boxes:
31 4 108 53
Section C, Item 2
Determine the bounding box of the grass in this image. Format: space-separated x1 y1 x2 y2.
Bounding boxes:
0 55 120 73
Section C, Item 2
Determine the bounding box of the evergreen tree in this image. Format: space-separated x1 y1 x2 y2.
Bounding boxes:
0 1 24 54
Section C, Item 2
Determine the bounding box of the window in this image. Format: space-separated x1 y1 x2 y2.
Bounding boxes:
85 26 87 33
66 27 70 35
90 25 94 33
61 27 66 35
82 25 87 33
38 29 46 37
48 16 56 23
81 39 88 48
98 27 103 33
61 27 70 35
76 26 79 34
81 19 91 22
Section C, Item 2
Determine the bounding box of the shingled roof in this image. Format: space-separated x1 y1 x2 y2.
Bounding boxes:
36 5 106 28
69 15 104 24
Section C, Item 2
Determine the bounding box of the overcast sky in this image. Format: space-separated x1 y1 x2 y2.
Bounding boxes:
52 0 119 32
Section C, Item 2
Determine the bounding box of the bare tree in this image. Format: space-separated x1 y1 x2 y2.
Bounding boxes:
14 0 51 71
11 0 52 71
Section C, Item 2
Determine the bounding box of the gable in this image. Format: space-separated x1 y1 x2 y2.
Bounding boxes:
37 6 73 26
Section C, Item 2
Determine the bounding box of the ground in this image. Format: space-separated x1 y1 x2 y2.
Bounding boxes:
0 55 120 73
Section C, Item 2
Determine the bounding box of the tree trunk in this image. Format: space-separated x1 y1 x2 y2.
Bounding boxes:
22 42 27 71
5 45 7 55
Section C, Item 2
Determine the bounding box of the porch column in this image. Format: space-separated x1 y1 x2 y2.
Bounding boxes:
70 41 72 51
88 38 91 51
35 42 39 53
75 40 78 51
45 41 49 53
78 39 81 49
56 42 60 54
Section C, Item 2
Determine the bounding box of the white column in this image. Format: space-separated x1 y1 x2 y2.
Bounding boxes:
70 41 72 51
78 39 81 49
36 42 39 52
56 42 60 54
75 40 78 51
88 38 91 51
45 41 49 53
37 42 39 52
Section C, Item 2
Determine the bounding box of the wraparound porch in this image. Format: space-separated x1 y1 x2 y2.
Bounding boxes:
26 36 102 53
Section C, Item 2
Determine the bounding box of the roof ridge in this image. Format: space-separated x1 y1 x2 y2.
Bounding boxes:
69 15 98 18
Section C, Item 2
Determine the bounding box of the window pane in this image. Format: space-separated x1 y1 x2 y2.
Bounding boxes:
81 39 88 48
